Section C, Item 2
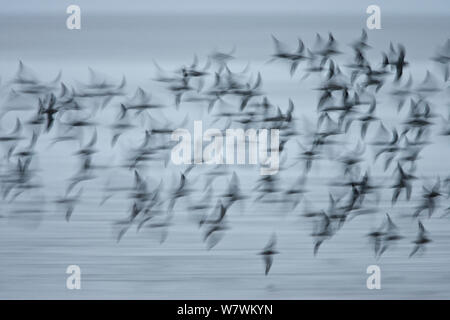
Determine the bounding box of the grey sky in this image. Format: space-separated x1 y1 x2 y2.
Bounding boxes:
1 0 449 15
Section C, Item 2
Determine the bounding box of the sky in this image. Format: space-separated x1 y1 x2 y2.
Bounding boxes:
0 0 449 15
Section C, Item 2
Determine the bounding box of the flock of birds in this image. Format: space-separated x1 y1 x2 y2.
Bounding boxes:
0 30 449 276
